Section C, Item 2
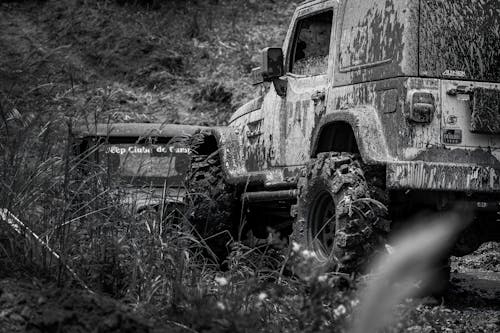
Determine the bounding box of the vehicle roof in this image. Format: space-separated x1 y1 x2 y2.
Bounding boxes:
297 0 330 9
73 123 207 139
299 0 326 5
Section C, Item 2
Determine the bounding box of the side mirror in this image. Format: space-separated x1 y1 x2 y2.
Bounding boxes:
251 48 287 97
261 47 284 81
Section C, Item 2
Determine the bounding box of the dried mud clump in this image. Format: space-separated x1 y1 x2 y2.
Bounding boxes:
454 242 500 272
466 242 500 272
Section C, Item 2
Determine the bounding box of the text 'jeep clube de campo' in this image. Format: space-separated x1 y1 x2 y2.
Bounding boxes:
74 0 500 287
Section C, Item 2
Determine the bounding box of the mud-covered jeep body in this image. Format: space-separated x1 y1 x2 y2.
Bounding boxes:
72 0 500 272
189 0 500 267
225 0 500 193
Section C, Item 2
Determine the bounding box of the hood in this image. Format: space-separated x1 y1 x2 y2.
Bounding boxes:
118 186 187 213
229 96 264 124
72 122 208 139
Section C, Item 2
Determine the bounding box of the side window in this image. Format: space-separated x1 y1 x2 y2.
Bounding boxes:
290 10 333 76
338 0 404 72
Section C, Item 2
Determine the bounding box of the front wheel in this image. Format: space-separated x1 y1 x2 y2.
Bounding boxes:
292 153 389 273
187 131 240 262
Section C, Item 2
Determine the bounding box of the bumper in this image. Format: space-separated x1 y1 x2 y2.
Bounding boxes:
119 187 187 213
387 161 500 193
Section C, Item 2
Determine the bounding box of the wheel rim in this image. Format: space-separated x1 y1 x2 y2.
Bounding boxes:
309 191 336 260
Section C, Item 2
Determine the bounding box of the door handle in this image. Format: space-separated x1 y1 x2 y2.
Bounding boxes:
311 90 326 104
246 130 262 138
246 119 263 139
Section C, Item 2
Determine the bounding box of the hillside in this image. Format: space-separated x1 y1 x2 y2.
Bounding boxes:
0 1 499 333
1 0 298 127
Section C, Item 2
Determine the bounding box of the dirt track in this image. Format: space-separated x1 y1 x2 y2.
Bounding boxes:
450 241 500 304
434 242 500 332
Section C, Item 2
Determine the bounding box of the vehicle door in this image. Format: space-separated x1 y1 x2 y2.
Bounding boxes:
272 3 337 169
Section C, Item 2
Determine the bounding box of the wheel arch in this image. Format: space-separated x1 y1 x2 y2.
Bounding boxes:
191 130 219 156
314 121 360 156
311 107 393 165
190 127 266 186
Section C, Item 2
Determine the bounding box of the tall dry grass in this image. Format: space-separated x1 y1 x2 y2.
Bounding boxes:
0 1 485 332
0 98 359 331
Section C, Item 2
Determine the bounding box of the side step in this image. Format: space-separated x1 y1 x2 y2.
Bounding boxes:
242 189 298 203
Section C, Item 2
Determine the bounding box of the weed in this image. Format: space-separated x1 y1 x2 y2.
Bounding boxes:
1 2 497 333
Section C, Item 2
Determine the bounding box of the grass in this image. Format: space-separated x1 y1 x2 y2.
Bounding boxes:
0 1 358 331
1 1 498 333
32 0 299 126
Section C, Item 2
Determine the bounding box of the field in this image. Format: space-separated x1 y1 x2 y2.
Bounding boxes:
0 1 499 332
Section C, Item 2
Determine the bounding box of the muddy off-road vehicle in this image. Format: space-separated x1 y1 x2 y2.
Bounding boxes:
75 0 500 275
72 123 195 218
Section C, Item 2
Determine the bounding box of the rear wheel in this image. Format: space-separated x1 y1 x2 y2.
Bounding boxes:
293 152 389 273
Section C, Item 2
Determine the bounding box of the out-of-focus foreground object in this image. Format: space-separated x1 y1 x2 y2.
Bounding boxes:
351 208 473 333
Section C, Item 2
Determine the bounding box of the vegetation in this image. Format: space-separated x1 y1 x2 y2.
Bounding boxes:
0 1 498 332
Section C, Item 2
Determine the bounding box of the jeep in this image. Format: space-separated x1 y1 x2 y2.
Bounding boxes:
72 123 197 223
187 0 500 277
74 0 500 280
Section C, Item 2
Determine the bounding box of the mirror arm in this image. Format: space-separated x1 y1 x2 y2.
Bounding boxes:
272 77 287 97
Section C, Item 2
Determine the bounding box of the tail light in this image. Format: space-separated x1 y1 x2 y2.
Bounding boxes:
406 91 436 123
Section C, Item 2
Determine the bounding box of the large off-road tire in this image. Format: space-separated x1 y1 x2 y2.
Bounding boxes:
292 152 389 273
187 132 240 262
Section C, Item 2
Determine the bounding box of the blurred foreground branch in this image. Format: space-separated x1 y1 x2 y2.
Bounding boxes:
352 207 473 333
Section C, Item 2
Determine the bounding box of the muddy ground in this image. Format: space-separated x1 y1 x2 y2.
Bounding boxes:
0 1 499 332
0 242 498 333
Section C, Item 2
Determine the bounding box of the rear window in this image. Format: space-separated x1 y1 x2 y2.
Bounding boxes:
420 0 500 82
334 0 414 86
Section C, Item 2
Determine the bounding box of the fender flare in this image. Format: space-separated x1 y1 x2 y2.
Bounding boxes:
311 107 393 164
197 127 269 186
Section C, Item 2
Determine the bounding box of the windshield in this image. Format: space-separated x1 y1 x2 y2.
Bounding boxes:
97 143 190 187
419 0 500 82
